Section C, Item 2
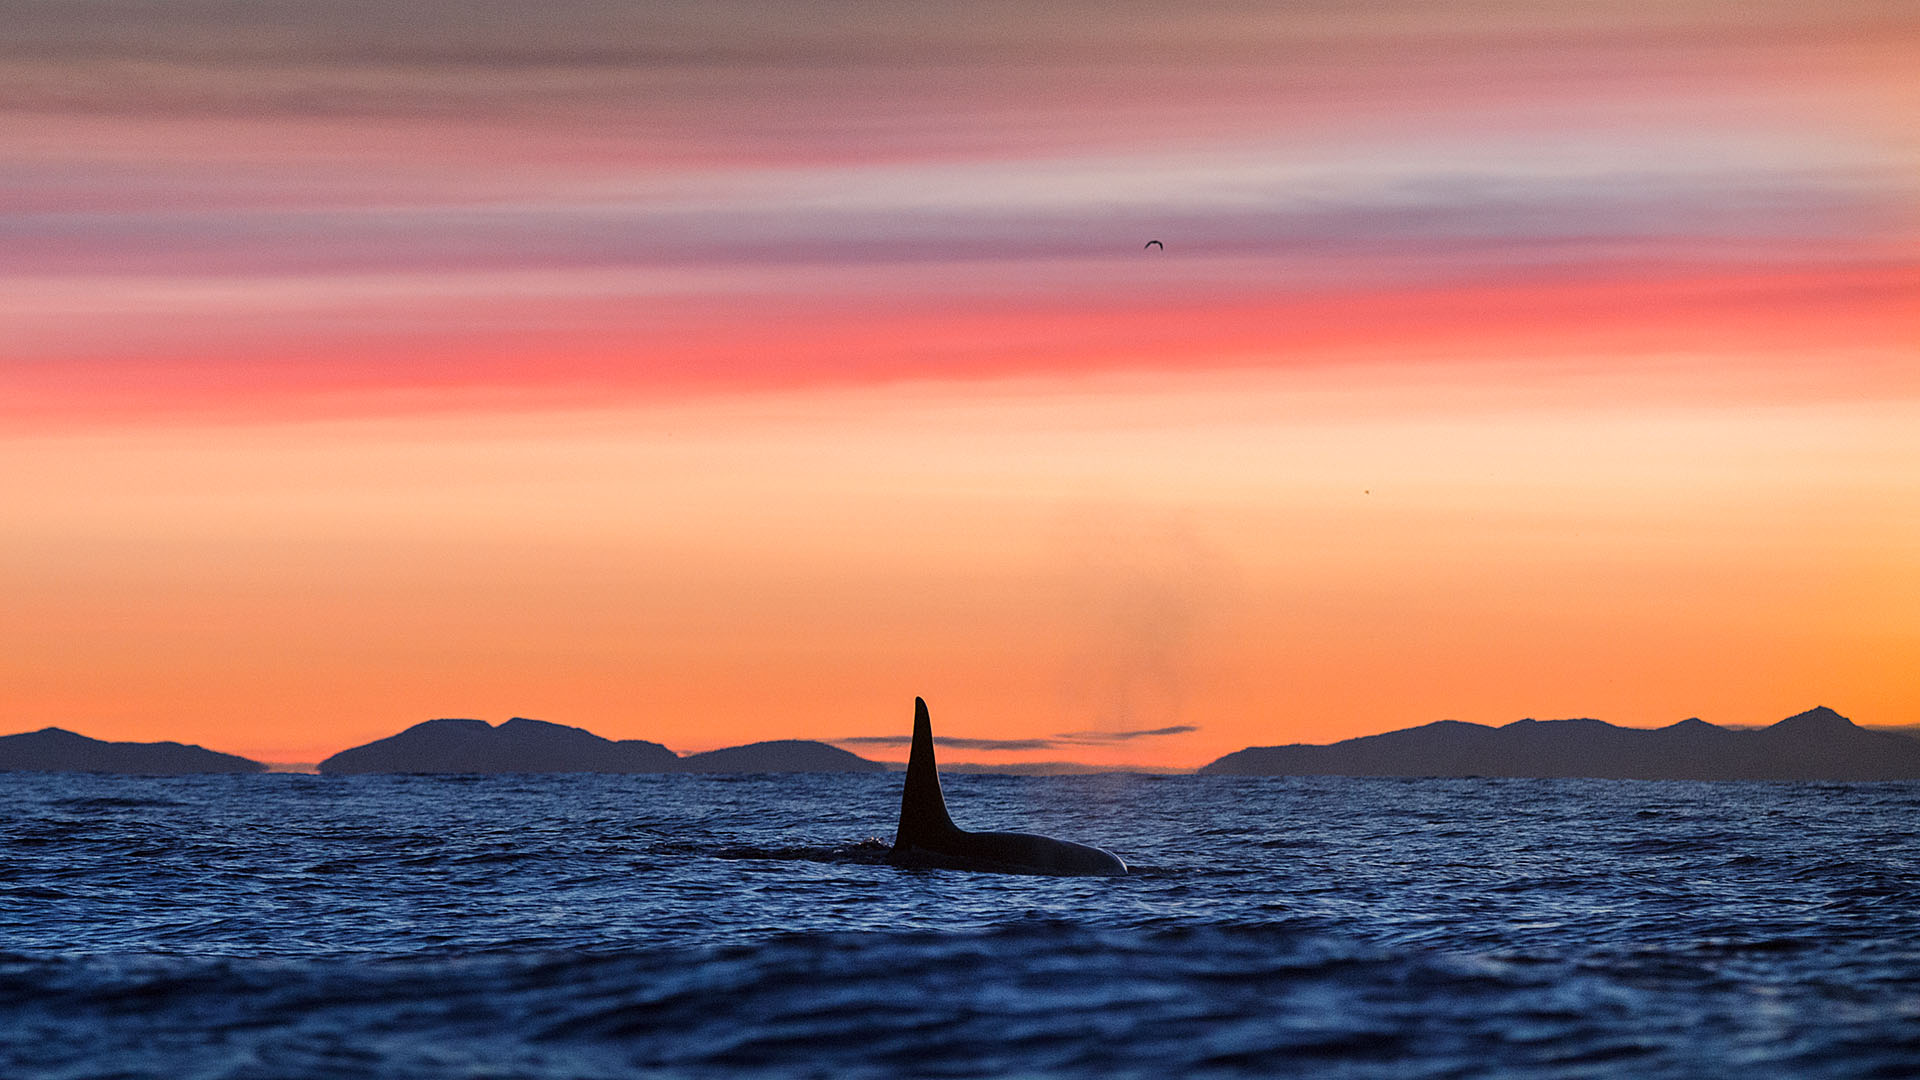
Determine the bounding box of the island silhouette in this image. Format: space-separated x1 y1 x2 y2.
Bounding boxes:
1199 706 1920 781
674 740 885 773
0 728 267 774
317 717 885 774
318 717 679 774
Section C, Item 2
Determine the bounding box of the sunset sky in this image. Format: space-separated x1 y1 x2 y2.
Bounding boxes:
3 2 1915 765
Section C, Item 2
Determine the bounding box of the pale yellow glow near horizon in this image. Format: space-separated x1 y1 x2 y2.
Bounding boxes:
4 364 1915 764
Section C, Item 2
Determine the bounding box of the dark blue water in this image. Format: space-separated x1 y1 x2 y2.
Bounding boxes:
2 773 1916 1078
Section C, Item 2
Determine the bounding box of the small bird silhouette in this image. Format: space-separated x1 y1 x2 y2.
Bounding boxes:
1144 240 1163 250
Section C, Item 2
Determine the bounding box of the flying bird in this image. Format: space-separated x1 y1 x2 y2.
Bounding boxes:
1144 240 1164 250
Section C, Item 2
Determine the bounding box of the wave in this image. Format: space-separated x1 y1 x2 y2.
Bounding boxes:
6 920 1911 1078
3 773 1917 1077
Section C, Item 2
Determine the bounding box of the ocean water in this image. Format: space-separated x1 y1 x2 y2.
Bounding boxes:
1 772 1916 1078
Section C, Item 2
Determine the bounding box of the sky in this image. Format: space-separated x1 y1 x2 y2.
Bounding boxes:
2 1 1915 766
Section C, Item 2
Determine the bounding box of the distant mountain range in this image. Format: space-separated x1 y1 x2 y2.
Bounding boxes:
0 717 886 776
0 728 267 774
7 707 1915 778
1200 707 1920 781
316 718 885 775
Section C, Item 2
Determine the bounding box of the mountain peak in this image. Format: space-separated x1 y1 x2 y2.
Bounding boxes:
1770 706 1854 733
498 717 595 735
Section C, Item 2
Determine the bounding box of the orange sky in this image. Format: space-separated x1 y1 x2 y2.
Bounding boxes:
2 2 1915 764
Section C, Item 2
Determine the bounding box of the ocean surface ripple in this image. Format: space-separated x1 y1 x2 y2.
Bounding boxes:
2 773 1916 1077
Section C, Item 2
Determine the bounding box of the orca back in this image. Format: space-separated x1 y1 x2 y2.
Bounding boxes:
888 697 1126 876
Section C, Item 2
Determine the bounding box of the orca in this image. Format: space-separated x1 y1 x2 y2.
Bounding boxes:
887 697 1127 876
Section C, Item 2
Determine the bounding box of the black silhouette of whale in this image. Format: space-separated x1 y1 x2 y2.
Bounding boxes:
887 698 1127 876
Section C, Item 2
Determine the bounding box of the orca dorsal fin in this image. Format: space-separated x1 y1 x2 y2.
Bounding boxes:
896 696 957 846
